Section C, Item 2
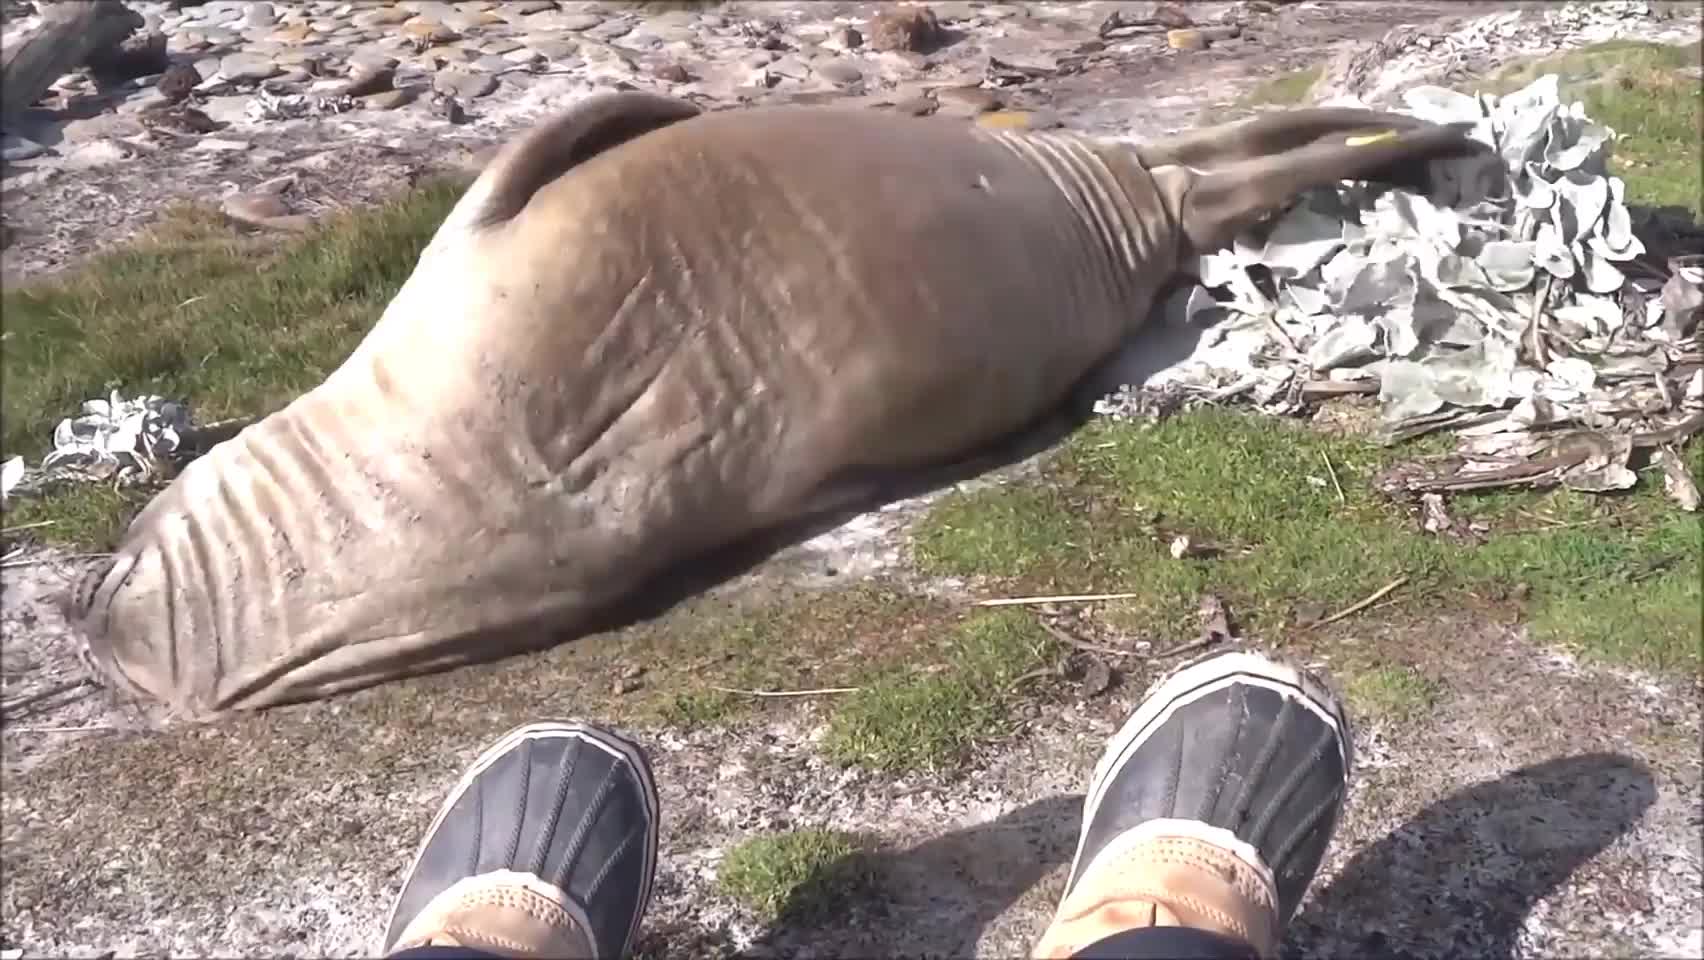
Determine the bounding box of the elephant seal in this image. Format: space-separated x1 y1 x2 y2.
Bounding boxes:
69 93 1498 720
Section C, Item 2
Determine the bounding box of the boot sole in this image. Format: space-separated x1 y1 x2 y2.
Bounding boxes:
1061 647 1354 908
382 720 661 955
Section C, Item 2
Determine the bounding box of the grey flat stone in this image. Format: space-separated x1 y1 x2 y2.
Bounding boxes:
245 2 277 28
814 60 864 85
432 68 497 99
1 135 48 162
220 52 282 82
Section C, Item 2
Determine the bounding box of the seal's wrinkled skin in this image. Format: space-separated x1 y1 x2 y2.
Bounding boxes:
70 94 1499 720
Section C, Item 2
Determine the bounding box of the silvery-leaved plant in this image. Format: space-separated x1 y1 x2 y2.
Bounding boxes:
1113 70 1701 498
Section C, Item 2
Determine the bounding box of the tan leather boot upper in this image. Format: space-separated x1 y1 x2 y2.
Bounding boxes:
1033 820 1282 960
388 869 598 959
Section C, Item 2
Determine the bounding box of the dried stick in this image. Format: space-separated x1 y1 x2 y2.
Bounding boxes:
1308 576 1409 630
976 591 1142 608
707 685 859 698
0 678 92 717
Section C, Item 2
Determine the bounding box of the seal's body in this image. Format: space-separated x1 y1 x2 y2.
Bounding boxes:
73 96 1496 719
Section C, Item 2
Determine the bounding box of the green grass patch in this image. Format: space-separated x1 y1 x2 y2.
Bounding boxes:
1344 663 1444 723
913 412 1701 674
0 176 469 539
1238 66 1322 108
717 829 878 923
1482 39 1703 214
0 482 160 551
822 609 1058 774
645 587 941 731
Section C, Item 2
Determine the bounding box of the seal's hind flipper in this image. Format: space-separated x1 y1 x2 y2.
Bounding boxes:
1132 107 1438 170
1153 119 1502 254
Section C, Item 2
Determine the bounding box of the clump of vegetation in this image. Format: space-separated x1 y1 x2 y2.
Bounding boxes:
1238 65 1324 108
1 177 470 544
717 829 878 922
1484 39 1702 213
822 609 1058 773
1345 663 1446 723
913 412 1700 674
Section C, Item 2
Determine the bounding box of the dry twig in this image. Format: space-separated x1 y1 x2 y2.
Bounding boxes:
1320 451 1347 503
0 678 92 717
1306 576 1409 630
0 552 112 570
1036 619 1144 659
707 685 859 698
977 591 1142 608
1 520 56 536
3 724 117 734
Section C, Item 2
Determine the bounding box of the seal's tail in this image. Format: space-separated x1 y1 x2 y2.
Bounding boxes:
1147 109 1506 255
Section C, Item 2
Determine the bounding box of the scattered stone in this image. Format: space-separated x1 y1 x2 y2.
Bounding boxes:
584 18 633 41
155 62 202 102
434 46 481 66
221 191 309 231
402 20 460 44
191 136 252 152
551 12 604 31
118 90 173 114
1154 2 1195 29
363 87 418 110
143 105 217 133
508 0 556 12
349 49 401 74
933 84 1001 115
0 135 47 162
269 23 314 43
442 9 504 31
652 62 691 83
523 38 578 61
1167 28 1208 50
352 7 410 28
338 64 394 97
202 94 252 125
866 5 943 53
222 192 288 219
63 139 135 168
768 54 810 80
433 92 467 124
60 114 146 143
87 30 172 84
244 2 276 28
433 68 496 99
814 60 863 86
830 24 863 50
220 51 281 82
891 95 937 116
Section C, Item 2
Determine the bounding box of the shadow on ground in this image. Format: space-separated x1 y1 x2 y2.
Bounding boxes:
1288 752 1658 960
755 794 1083 958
